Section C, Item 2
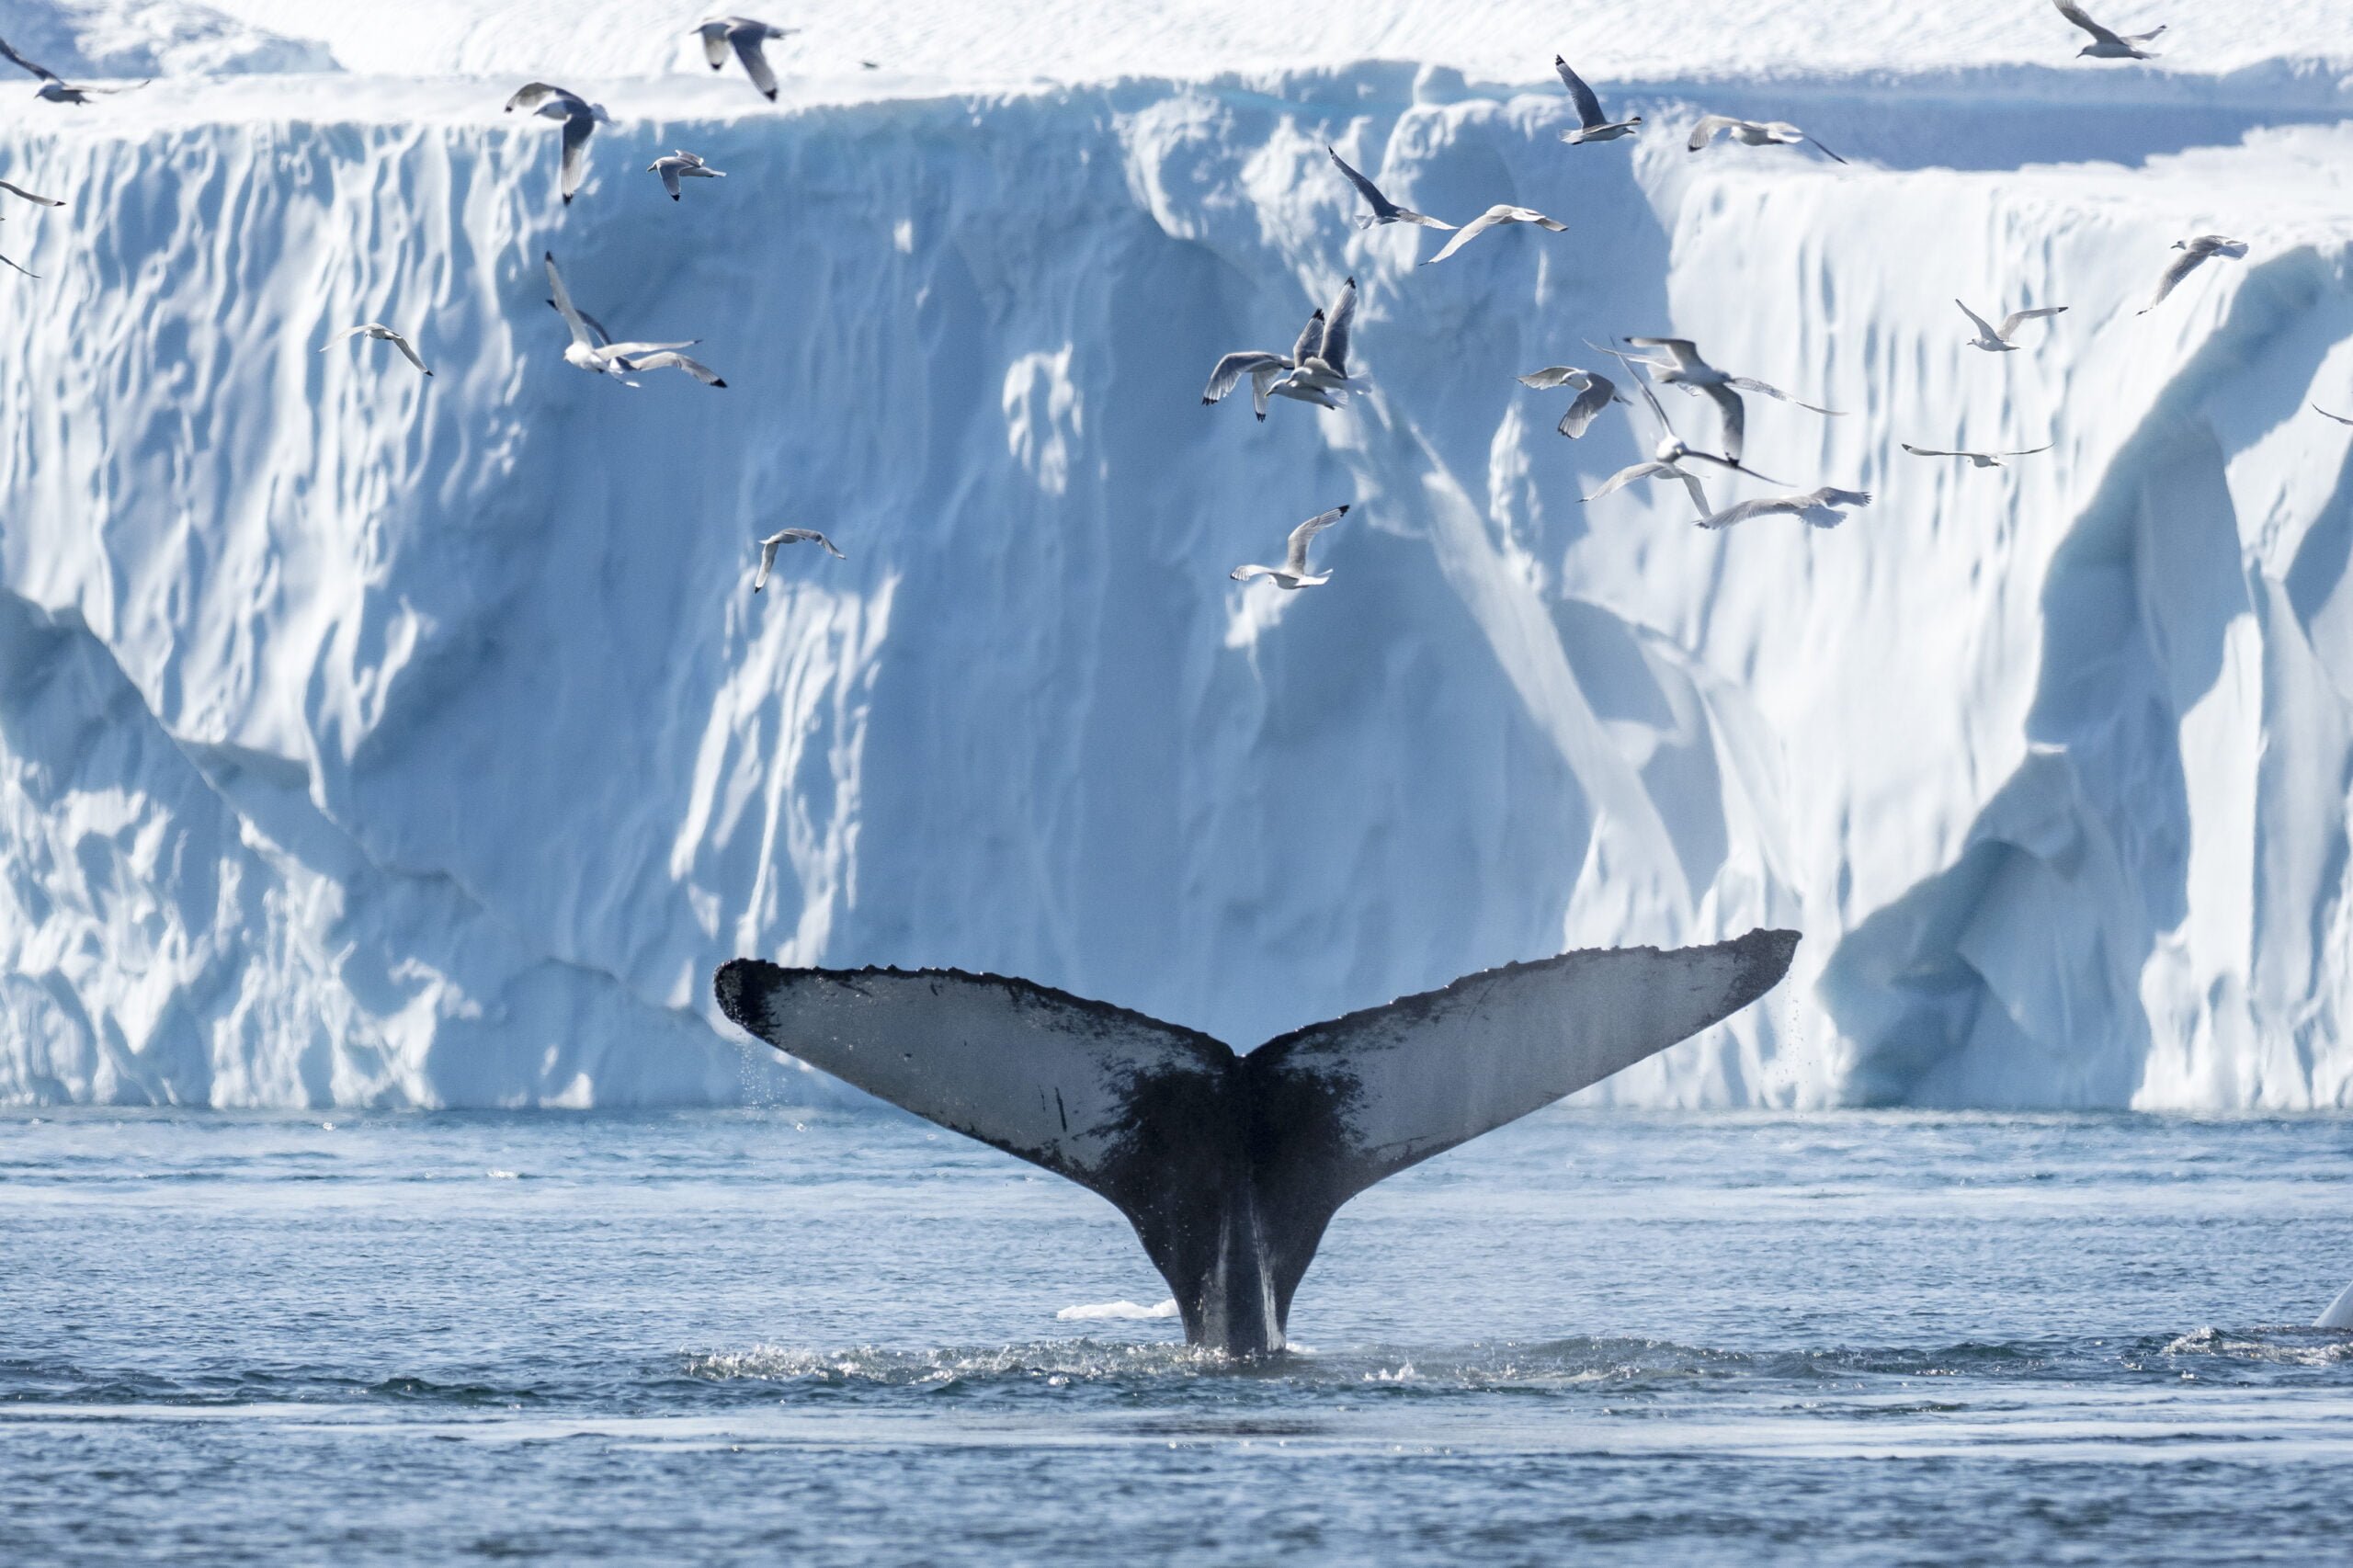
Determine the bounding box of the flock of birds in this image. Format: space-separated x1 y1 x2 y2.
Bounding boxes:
0 3 2343 595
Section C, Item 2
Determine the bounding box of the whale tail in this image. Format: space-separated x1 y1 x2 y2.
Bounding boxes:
715 928 1799 1355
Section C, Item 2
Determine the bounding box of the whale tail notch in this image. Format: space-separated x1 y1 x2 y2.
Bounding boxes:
714 927 1800 1355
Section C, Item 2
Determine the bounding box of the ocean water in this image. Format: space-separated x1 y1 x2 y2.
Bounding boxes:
3 1107 2349 1565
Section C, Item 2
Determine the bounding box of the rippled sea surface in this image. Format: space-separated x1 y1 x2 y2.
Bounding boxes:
4 1108 2350 1565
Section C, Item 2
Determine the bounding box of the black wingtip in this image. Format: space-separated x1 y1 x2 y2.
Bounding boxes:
764 88 778 101
1336 504 1350 514
711 379 728 388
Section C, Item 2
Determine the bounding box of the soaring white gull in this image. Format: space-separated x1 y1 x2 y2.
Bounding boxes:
1266 277 1358 402
1202 307 1338 421
505 83 609 205
1903 441 2053 469
1232 506 1347 590
1618 335 1843 461
1554 57 1640 143
543 251 727 387
1422 206 1567 266
1581 358 1787 519
755 528 845 589
1688 116 1846 165
322 324 432 377
697 17 798 100
649 150 726 200
1326 147 1454 231
1696 487 1872 531
2139 235 2247 314
1956 300 2068 351
0 177 63 210
0 37 146 104
2053 1 2165 60
1518 366 1627 438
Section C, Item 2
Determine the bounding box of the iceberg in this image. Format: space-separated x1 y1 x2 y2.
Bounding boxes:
1 7 2350 1108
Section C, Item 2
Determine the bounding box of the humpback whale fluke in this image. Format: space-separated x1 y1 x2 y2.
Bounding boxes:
714 928 1799 1358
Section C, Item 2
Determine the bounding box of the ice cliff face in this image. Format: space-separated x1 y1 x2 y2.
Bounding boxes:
1 60 2350 1108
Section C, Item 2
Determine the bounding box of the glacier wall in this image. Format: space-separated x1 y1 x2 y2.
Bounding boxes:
1 64 2350 1107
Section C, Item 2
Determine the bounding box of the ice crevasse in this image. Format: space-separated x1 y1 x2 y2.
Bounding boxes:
1 58 2351 1108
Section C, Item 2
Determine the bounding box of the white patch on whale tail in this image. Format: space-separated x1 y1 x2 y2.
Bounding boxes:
1057 1299 1181 1322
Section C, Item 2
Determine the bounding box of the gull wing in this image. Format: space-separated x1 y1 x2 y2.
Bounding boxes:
1584 460 1677 502
1999 444 2053 458
1326 145 1394 220
559 106 597 203
1557 375 1620 439
1697 381 1747 460
1688 115 1741 152
1282 506 1348 574
1697 495 1798 529
0 179 63 206
1423 209 1506 265
657 162 682 199
1724 375 1844 415
2139 247 2208 313
321 324 371 347
0 249 37 279
1316 277 1357 377
0 37 61 84
1803 134 1848 165
1624 335 1702 370
387 331 431 376
2316 405 2353 427
2054 1 2127 47
1202 350 1288 405
542 252 596 348
1997 304 2067 339
1290 308 1325 365
1902 443 1971 459
732 27 781 98
1518 366 1586 390
505 81 567 112
1553 55 1606 130
753 535 780 590
699 23 732 68
617 349 726 386
1955 298 2003 339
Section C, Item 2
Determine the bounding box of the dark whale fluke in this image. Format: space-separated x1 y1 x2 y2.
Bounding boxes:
714 928 1800 1357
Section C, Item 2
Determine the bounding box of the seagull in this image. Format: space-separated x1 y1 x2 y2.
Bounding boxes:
649 150 725 200
755 528 846 588
543 251 727 387
1518 366 1627 438
1203 307 1337 420
1581 355 1787 518
2053 1 2165 60
1695 487 1873 531
2139 235 2247 314
1618 335 1843 461
1903 441 2053 469
0 251 33 278
505 83 609 205
1232 506 1347 590
1327 147 1454 231
1956 300 2068 351
0 37 147 104
697 17 798 100
321 324 432 377
1422 206 1568 266
1267 277 1358 400
1688 116 1847 165
0 178 64 210
2317 405 2353 426
1554 56 1640 143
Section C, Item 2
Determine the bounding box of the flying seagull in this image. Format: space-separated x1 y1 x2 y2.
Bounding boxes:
2317 405 2353 426
697 17 798 99
1327 147 1454 231
755 528 845 589
1232 506 1347 590
1956 300 2067 351
1903 441 2052 469
1266 277 1359 402
1422 206 1568 266
2139 234 2247 314
0 37 147 104
0 250 33 278
1696 487 1872 531
1581 354 1787 519
1518 366 1627 438
649 150 725 200
1554 56 1640 143
2053 1 2165 60
1618 335 1843 461
505 83 609 204
0 177 63 210
1203 307 1338 420
543 251 727 387
321 324 432 377
1688 116 1846 165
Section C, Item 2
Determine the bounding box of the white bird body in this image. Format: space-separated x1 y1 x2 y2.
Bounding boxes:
1518 367 1627 438
0 36 147 104
1696 487 1873 531
1957 300 2068 351
1203 307 1339 420
505 82 609 204
1422 206 1568 266
323 323 432 377
698 16 798 100
649 150 726 200
1554 56 1641 143
755 528 846 589
2140 234 2248 313
543 252 727 388
1232 506 1347 590
1903 441 2053 469
1326 147 1453 231
2054 1 2165 59
1267 277 1358 398
1688 115 1846 164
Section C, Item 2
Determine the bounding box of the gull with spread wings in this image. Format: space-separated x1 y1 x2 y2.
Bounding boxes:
1688 116 1846 165
697 17 798 100
755 528 845 589
505 82 609 204
1956 300 2068 352
2053 1 2165 60
2140 235 2246 314
1582 347 1787 520
1203 305 1339 421
1553 56 1641 144
0 36 147 104
1422 206 1567 266
1615 335 1843 461
1232 506 1348 590
322 324 432 377
1903 441 2053 470
1326 147 1454 231
1518 366 1627 439
543 252 727 387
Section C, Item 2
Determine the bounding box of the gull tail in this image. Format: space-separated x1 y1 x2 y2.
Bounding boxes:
714 929 1799 1356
